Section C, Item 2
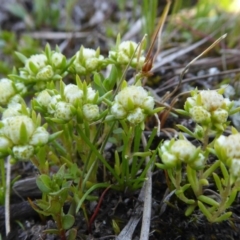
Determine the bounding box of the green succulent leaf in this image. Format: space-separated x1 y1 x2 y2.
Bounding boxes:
36 174 52 193
62 214 75 230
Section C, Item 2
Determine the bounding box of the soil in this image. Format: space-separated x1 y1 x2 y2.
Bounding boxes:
1 0 240 239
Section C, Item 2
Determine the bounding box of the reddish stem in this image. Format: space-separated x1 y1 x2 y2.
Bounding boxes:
88 185 112 233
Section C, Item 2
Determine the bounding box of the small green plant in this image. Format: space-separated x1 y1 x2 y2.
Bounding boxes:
0 4 239 238
0 36 163 239
156 88 240 222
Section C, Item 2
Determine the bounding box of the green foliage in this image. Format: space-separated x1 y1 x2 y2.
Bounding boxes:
0 34 161 238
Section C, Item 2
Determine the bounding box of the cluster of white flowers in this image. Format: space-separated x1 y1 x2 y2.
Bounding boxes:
35 83 99 122
19 51 66 90
0 115 49 160
110 85 154 125
109 41 145 69
184 89 233 130
0 78 26 106
215 133 240 177
159 138 205 170
72 47 104 75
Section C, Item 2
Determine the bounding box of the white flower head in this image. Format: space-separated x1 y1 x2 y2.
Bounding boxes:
15 82 27 95
190 106 211 124
25 54 47 74
117 41 138 65
54 101 74 121
2 103 23 119
127 108 145 125
189 153 205 170
36 65 54 80
217 134 240 159
12 145 34 160
87 87 97 102
111 41 145 68
199 90 225 111
51 52 65 68
161 151 178 168
8 95 23 105
36 90 52 108
111 102 127 119
0 116 35 145
0 137 12 152
171 140 196 163
47 94 62 114
115 86 148 110
83 104 99 121
142 96 155 112
80 48 97 58
159 139 203 168
230 158 240 177
0 78 16 105
64 84 83 104
74 47 104 75
212 109 228 123
29 127 49 146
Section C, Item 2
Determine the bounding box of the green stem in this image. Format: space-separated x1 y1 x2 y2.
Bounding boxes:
0 159 6 190
187 165 201 197
77 125 121 182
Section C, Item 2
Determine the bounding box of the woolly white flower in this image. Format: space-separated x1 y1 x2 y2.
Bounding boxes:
216 134 240 159
109 41 145 68
8 95 23 105
0 137 12 152
15 82 27 95
117 41 138 65
74 47 104 75
83 104 99 121
159 139 203 168
142 96 155 112
29 127 49 146
212 109 228 123
36 90 52 108
47 94 62 114
80 48 97 58
115 86 149 110
36 65 54 80
230 159 240 177
0 78 16 105
127 108 144 125
111 102 127 119
184 89 233 130
190 106 211 123
190 153 205 170
111 85 154 124
64 84 83 104
51 52 65 68
0 116 35 145
171 140 196 163
54 101 74 121
200 90 225 111
161 151 178 168
87 87 97 102
12 145 34 160
2 103 23 119
25 54 47 74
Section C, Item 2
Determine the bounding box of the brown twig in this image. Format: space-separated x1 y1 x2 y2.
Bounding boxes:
88 185 112 233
